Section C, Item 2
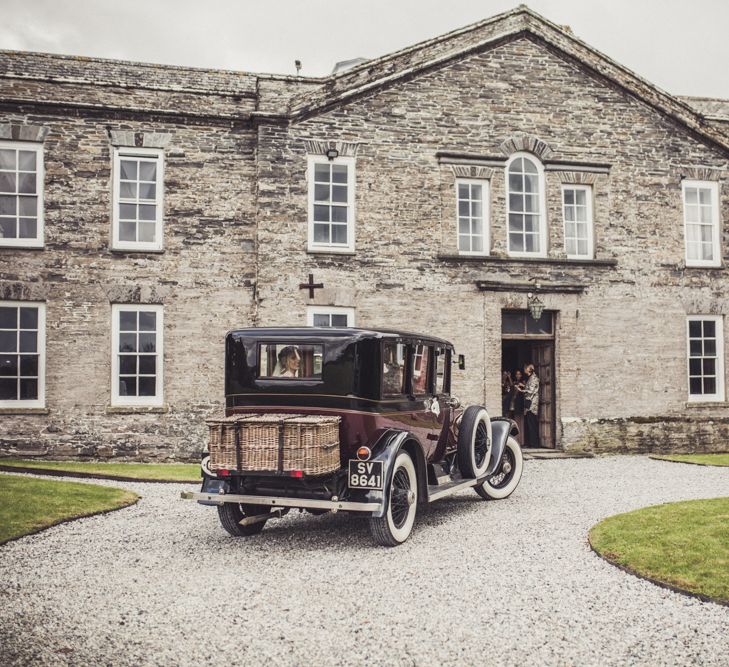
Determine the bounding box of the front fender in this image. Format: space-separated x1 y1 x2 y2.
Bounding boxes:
486 417 517 476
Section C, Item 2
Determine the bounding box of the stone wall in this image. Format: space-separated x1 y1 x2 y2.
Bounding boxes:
1 14 728 458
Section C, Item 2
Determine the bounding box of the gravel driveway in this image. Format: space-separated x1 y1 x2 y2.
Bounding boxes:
1 456 729 667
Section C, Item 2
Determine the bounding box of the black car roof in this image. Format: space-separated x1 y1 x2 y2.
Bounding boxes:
227 327 454 348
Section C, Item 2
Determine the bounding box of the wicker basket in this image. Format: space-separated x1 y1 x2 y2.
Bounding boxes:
206 413 341 476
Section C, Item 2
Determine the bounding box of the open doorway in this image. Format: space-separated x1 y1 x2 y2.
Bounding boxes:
501 311 556 449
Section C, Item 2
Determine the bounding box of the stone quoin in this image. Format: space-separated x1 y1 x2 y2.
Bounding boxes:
0 5 728 460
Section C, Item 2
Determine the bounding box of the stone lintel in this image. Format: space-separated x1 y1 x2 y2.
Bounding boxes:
109 130 172 149
0 123 49 143
302 139 360 157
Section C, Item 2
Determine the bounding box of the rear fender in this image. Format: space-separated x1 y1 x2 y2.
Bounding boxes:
486 418 517 476
358 429 419 519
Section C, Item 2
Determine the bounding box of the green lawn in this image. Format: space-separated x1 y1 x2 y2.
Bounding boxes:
0 475 139 544
589 497 729 605
651 454 729 467
0 458 200 482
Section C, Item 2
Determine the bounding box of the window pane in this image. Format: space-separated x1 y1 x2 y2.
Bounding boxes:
458 235 470 252
120 160 137 180
18 151 36 171
0 149 16 170
502 312 524 334
471 199 482 218
577 240 588 256
0 378 15 399
698 189 712 205
139 377 156 396
0 331 16 352
689 339 702 356
458 201 469 216
700 206 713 224
313 223 329 243
119 311 137 331
458 184 469 198
139 161 157 181
383 342 405 394
313 205 329 222
331 314 348 327
119 377 137 396
524 174 539 193
563 189 574 205
119 333 136 352
18 218 37 238
19 354 37 376
331 206 347 223
458 218 470 235
119 203 136 220
704 377 717 395
19 331 37 353
331 224 348 244
138 223 156 243
314 184 329 202
526 312 553 334
139 311 156 331
139 355 156 374
312 314 329 327
14 179 35 203
19 197 37 216
524 234 538 253
472 236 483 252
0 196 15 215
119 222 136 242
331 164 347 183
0 307 17 328
684 188 697 205
508 173 522 192
522 158 538 174
139 333 156 352
19 378 38 399
575 189 587 206
120 181 136 199
0 355 17 376
509 193 523 212
704 339 716 356
0 219 16 238
314 163 330 181
524 195 538 213
19 307 38 329
119 355 136 374
524 215 539 233
0 173 16 192
703 321 716 337
565 238 577 255
689 358 702 375
703 358 716 376
509 233 524 252
331 185 347 203
139 204 156 221
688 321 701 337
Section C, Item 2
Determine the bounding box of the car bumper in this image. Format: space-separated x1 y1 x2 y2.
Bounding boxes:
180 490 382 513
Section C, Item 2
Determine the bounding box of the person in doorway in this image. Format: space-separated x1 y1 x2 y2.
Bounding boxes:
509 368 526 444
523 363 540 448
501 370 513 416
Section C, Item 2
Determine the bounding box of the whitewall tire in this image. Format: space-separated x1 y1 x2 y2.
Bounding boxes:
474 436 523 500
369 451 418 546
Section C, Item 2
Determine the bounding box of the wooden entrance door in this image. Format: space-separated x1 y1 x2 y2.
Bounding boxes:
532 342 555 448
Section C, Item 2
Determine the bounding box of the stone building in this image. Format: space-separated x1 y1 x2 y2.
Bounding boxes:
1 6 728 459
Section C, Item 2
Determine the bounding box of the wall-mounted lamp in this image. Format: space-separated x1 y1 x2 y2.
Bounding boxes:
527 292 545 321
325 148 339 161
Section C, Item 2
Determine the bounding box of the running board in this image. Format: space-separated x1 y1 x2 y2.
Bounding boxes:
427 475 484 502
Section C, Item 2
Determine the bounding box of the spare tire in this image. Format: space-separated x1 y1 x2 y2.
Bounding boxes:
457 406 492 478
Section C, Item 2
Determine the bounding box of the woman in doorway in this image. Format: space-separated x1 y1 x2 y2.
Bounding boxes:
501 370 513 416
523 363 540 448
509 368 526 445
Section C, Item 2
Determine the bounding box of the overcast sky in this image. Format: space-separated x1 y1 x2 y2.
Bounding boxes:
1 0 727 98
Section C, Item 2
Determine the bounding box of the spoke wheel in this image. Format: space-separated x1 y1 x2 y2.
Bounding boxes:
369 451 418 546
475 436 523 500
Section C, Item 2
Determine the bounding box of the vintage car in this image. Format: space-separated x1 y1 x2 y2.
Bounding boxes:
181 327 523 546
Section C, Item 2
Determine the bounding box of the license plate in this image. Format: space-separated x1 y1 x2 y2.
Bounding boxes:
348 460 384 490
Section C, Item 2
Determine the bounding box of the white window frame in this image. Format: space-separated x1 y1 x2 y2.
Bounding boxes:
686 315 725 403
306 306 355 327
111 304 164 407
0 141 44 248
561 184 594 259
111 147 164 252
456 178 489 256
682 180 721 268
505 152 547 258
0 300 46 408
307 155 356 253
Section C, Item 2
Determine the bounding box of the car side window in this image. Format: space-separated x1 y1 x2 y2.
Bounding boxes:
412 344 431 396
382 341 406 396
435 349 446 395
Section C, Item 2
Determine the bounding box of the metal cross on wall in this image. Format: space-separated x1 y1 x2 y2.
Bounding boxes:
299 273 324 299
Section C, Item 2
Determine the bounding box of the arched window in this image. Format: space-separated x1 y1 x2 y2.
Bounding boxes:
506 153 546 256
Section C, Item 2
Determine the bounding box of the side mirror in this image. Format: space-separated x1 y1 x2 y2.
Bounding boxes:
458 354 466 370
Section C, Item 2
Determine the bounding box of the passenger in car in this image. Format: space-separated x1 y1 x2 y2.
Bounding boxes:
274 346 301 377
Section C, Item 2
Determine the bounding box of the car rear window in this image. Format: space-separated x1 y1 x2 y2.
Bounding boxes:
258 343 323 379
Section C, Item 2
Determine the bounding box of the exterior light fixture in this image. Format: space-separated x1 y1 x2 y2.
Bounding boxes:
325 148 339 161
527 292 545 321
